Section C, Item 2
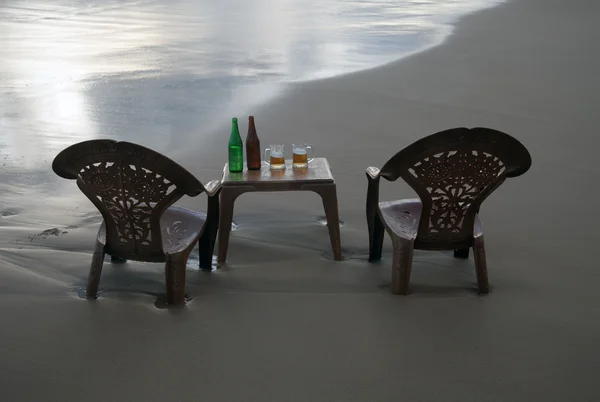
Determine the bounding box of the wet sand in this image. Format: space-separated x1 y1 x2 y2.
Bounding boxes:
1 0 600 400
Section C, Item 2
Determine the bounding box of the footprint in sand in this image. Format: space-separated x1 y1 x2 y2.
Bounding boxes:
28 228 69 241
0 208 20 218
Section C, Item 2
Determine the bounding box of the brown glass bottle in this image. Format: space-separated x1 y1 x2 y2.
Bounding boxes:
246 116 261 170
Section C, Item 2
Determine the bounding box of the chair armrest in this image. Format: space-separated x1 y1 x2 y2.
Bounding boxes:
366 166 380 180
204 180 222 197
365 167 381 209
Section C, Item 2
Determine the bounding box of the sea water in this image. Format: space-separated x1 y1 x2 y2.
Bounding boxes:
0 0 502 201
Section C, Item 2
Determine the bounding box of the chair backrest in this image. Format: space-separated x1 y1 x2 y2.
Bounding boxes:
379 127 531 246
52 140 205 260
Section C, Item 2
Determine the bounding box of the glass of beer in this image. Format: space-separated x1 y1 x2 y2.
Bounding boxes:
264 144 286 170
292 143 314 169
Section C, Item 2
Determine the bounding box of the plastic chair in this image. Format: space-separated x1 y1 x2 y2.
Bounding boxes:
365 127 531 294
52 140 221 305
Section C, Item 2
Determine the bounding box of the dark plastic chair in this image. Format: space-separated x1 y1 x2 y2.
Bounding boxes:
365 127 532 295
52 140 221 305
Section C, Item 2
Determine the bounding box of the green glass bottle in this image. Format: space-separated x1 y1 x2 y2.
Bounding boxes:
228 117 243 173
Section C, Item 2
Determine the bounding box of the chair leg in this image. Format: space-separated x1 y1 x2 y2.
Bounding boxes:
165 252 188 306
368 213 385 261
86 240 105 299
365 172 383 262
199 190 220 270
391 239 414 295
473 236 489 294
198 230 213 270
454 248 470 259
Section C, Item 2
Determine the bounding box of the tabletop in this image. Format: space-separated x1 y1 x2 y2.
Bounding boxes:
222 157 334 186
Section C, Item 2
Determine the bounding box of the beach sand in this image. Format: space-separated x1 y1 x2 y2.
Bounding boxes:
1 0 600 400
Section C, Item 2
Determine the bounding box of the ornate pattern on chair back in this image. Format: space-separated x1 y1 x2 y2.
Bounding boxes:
52 140 204 260
380 127 531 246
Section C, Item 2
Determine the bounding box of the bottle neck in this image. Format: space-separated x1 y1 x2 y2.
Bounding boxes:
247 116 257 137
231 119 240 135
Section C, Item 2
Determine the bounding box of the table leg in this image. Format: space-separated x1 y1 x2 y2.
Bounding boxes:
217 188 238 265
312 184 343 261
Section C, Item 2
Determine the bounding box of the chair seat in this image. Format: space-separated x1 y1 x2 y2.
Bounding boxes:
378 198 482 242
378 198 422 241
98 206 207 256
160 206 207 254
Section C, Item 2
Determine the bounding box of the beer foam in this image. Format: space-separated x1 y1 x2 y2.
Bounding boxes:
293 149 307 155
271 151 283 158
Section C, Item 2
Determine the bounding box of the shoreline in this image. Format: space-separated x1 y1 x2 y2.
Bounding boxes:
282 0 507 85
286 0 507 86
2 0 600 400
172 0 509 156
